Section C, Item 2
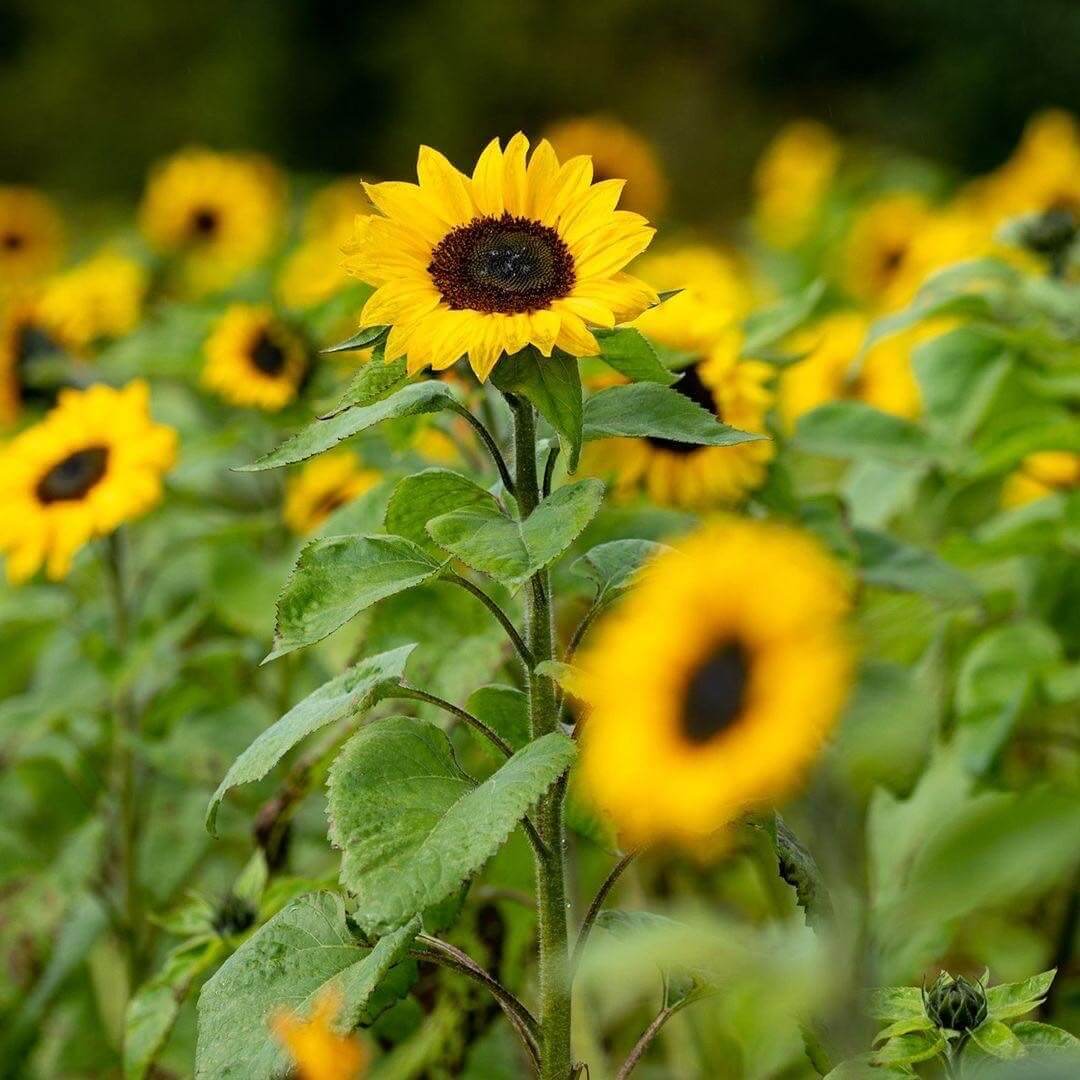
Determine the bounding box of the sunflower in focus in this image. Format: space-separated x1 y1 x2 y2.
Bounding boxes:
843 192 932 310
283 451 381 535
578 519 852 845
202 304 308 411
0 186 65 291
1001 451 1080 509
139 148 285 293
271 986 368 1080
0 381 176 582
343 133 657 381
753 120 840 249
543 116 668 219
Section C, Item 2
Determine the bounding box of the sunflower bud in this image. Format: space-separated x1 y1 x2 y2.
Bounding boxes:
923 972 988 1033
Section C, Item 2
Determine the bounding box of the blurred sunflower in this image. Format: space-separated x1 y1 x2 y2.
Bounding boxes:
543 115 668 219
283 450 381 535
344 133 657 381
753 120 840 249
271 986 368 1080
0 380 176 583
202 304 308 411
843 192 932 309
1001 451 1080 509
0 186 65 290
578 519 852 844
0 295 69 424
583 331 774 508
138 148 285 293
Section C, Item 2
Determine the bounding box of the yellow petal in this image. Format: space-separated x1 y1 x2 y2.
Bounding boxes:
525 139 562 218
576 226 656 279
472 138 506 216
502 133 531 216
361 181 446 246
417 146 476 225
539 156 594 227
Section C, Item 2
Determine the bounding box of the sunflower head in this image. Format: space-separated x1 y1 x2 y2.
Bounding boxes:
0 380 176 582
271 986 368 1080
202 304 309 411
283 450 381 535
343 133 658 381
0 186 65 290
578 519 852 845
1001 450 1080 509
843 192 932 309
0 294 76 425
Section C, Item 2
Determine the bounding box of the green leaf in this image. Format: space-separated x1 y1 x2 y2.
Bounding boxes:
824 1055 912 1078
1011 1020 1080 1052
206 645 417 834
195 892 419 1079
322 324 389 355
533 659 576 688
328 716 575 934
427 478 604 588
794 402 934 465
741 279 825 356
465 685 530 753
492 347 584 469
593 327 678 385
267 536 445 661
323 352 409 416
956 622 1061 717
871 1030 945 1067
853 527 980 605
572 539 667 607
987 970 1056 1020
866 986 926 1022
971 1019 1027 1060
770 814 834 929
239 382 458 471
384 469 500 554
583 382 764 446
872 1015 935 1046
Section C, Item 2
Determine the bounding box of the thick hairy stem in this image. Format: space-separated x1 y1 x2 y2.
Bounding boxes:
571 851 636 977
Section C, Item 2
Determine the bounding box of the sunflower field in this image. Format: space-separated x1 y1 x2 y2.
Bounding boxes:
1 104 1079 1080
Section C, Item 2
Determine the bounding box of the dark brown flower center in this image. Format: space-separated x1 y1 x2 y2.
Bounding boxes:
15 323 60 366
1 231 26 252
428 212 575 314
250 331 287 377
681 641 750 745
36 446 109 503
190 207 220 239
645 363 716 455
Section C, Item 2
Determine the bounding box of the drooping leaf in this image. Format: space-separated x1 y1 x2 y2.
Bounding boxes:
593 327 678 385
971 1020 1027 1060
794 402 935 465
328 716 575 934
384 469 500 554
427 478 605 588
267 535 445 661
572 539 667 607
206 645 417 833
854 527 980 605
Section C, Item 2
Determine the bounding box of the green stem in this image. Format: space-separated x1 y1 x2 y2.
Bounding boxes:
571 851 635 978
509 392 575 1080
446 572 534 668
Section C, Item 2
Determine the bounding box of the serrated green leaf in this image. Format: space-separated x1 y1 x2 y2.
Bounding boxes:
794 402 935 465
594 327 678 385
427 478 604 588
1011 1020 1080 1052
971 1019 1027 1060
572 539 667 607
195 892 418 1079
206 645 417 833
872 1030 945 1066
867 986 926 1021
465 685 530 753
328 717 575 934
583 382 764 446
384 469 500 554
323 351 409 417
771 814 834 929
239 382 458 471
854 527 979 605
322 324 389 355
267 536 445 661
987 970 1056 1019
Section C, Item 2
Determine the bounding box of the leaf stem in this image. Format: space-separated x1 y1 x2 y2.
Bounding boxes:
452 402 516 495
570 850 636 978
542 443 560 499
446 572 534 668
389 686 515 758
615 1002 684 1080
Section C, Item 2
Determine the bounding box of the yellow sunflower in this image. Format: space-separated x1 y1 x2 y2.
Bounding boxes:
753 120 840 249
842 192 932 310
543 115 668 219
0 186 65 291
202 304 308 411
1001 451 1080 509
0 380 176 582
271 986 368 1080
283 450 381 534
343 133 658 381
0 295 68 424
578 519 852 845
583 331 774 508
138 148 285 293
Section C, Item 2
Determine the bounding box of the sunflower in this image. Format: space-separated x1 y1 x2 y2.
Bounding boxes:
543 116 668 219
0 295 70 424
583 331 774 508
0 186 65 291
842 192 932 310
283 450 381 534
138 148 285 293
202 304 308 411
578 519 852 845
753 120 840 249
343 133 658 381
271 986 368 1080
0 381 176 582
1001 451 1080 509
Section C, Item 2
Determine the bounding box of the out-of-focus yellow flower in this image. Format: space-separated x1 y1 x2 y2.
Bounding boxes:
753 120 840 249
0 295 67 424
283 450 381 534
271 986 368 1080
0 187 65 291
578 519 852 845
544 116 668 220
0 381 176 582
412 423 460 464
1001 451 1080 508
843 193 933 309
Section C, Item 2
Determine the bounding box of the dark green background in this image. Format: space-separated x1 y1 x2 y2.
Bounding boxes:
2 0 1079 218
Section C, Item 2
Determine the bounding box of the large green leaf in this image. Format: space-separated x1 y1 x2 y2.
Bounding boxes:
572 539 667 608
593 327 677 385
328 716 575 934
872 1031 945 1067
267 535 445 661
987 970 1056 1020
853 527 980 605
971 1020 1026 1060
206 645 417 834
427 478 604 588
384 469 500 554
794 402 935 464
195 892 418 1079
465 685 530 753
866 985 925 1022
583 383 763 446
239 381 458 471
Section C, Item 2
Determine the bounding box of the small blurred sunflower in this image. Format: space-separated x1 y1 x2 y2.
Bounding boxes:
202 304 308 411
578 519 852 845
843 192 932 310
271 986 368 1080
0 380 176 582
344 133 657 381
0 295 70 424
139 148 285 293
543 115 668 219
283 450 381 535
1001 451 1080 509
0 186 65 291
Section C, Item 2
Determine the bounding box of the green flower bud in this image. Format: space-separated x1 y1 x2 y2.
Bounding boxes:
923 972 988 1033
